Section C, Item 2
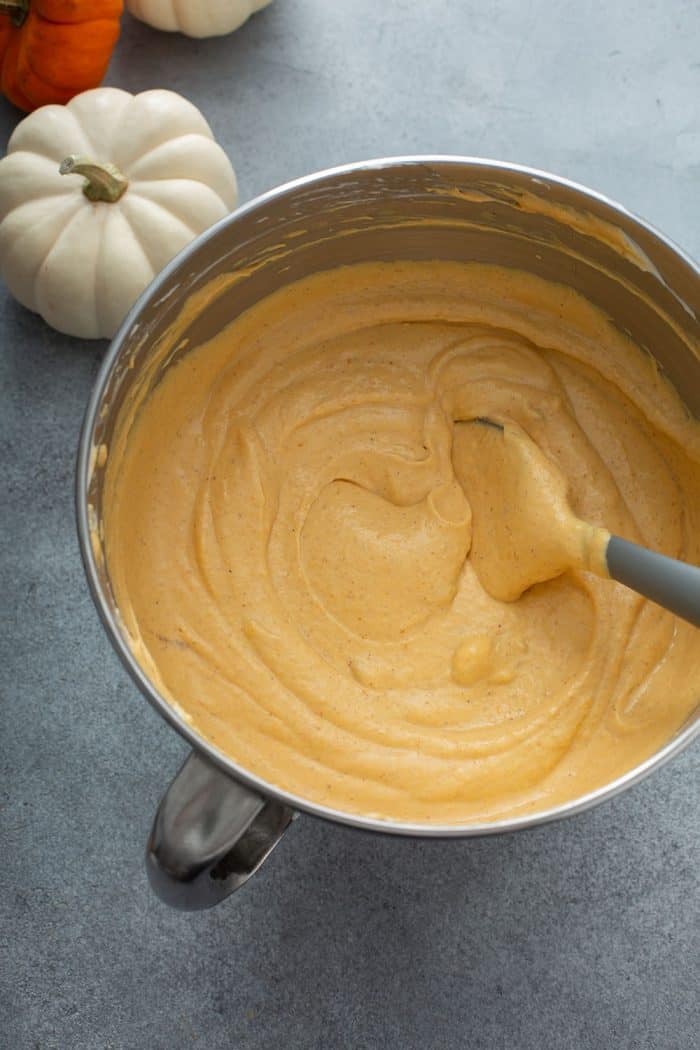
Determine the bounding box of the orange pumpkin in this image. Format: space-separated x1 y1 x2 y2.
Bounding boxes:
0 0 123 111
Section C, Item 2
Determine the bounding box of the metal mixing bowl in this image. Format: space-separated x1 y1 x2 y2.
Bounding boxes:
76 157 700 909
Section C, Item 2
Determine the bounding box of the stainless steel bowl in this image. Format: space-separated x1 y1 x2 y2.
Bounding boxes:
76 157 700 909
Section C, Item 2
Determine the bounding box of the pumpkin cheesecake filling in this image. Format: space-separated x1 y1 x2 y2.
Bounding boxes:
104 261 700 823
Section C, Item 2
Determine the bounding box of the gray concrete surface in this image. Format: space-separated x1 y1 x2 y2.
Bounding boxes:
2 2 699 1047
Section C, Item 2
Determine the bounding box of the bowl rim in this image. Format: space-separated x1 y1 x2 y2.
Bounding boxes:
76 154 700 837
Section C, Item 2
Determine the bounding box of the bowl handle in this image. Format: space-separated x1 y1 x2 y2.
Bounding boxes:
145 751 297 909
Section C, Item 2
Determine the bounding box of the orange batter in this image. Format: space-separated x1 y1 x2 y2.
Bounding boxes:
103 261 700 823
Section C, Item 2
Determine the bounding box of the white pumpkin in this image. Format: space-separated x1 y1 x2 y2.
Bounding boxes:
0 87 238 339
126 0 272 38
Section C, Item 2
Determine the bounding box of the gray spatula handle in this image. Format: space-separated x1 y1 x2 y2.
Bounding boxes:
606 535 700 628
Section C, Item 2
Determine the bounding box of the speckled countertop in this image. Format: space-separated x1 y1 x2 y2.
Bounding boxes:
2 2 698 1047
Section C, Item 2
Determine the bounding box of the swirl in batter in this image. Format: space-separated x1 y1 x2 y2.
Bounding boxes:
104 262 700 823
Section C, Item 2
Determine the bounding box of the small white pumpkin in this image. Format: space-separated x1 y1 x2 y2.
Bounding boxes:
0 87 238 339
126 0 272 38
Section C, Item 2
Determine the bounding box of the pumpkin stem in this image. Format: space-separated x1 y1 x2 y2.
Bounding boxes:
59 156 129 204
0 0 28 28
